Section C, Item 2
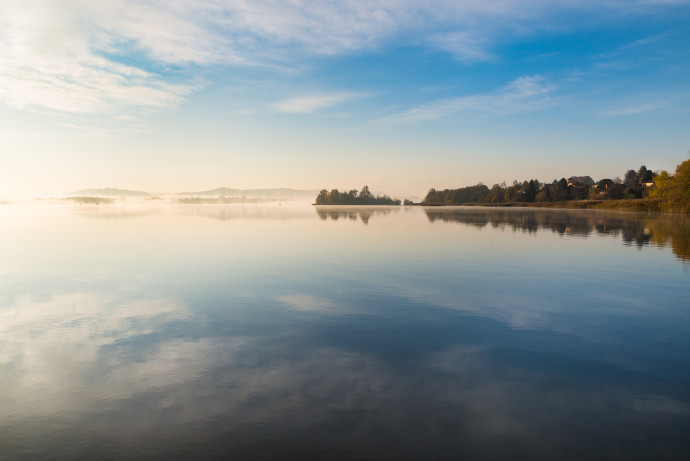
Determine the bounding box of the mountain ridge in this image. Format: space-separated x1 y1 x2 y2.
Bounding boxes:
71 188 150 197
178 187 320 198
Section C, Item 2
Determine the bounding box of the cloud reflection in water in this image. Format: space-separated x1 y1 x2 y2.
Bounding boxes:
0 205 688 459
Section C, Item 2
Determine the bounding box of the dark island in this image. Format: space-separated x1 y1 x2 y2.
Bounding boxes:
315 186 401 205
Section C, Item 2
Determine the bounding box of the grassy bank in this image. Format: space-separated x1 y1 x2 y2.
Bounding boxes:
558 199 686 213
549 198 688 213
423 199 689 213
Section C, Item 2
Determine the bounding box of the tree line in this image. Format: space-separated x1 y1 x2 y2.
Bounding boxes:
315 186 401 205
313 160 689 212
423 165 666 205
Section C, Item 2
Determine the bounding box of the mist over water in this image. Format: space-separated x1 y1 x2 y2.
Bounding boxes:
1 205 689 460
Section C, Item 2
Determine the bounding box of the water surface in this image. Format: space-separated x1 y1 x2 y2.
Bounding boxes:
1 205 689 460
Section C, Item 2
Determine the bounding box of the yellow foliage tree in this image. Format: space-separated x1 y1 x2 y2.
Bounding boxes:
648 159 690 203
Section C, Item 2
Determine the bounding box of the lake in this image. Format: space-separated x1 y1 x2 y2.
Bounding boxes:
1 204 689 460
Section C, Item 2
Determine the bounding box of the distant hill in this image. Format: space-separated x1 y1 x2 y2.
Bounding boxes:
71 188 150 197
179 188 320 199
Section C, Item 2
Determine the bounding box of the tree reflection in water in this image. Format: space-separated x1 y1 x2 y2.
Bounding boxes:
315 206 398 225
423 208 690 262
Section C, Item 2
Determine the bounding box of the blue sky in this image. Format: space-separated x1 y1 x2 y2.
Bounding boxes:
1 0 689 198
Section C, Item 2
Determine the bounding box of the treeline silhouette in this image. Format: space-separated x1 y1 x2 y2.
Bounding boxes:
423 166 662 205
315 186 401 205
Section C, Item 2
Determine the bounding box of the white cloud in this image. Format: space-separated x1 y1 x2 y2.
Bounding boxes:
0 0 200 114
599 91 690 117
428 31 494 62
374 75 555 125
273 93 359 114
602 103 663 117
0 0 684 114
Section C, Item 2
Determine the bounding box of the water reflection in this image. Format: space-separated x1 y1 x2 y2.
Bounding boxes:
178 204 315 221
1 205 689 459
3 287 688 459
0 293 189 416
423 207 690 261
315 206 399 224
72 204 315 221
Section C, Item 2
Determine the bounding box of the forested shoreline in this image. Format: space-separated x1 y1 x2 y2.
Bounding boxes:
423 165 657 205
314 160 690 213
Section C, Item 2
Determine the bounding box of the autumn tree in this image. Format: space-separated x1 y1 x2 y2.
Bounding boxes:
649 159 690 204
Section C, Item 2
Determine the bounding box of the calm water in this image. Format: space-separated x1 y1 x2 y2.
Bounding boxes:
1 204 689 460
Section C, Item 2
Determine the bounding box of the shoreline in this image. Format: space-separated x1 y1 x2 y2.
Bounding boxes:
419 199 689 213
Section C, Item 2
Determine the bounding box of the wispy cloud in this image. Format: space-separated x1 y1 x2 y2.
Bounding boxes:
274 93 360 114
0 61 199 114
428 31 494 62
374 76 556 125
0 0 684 114
599 89 690 117
0 0 201 114
277 294 342 312
602 103 664 117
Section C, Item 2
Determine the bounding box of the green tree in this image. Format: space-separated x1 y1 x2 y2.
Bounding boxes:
504 180 519 202
638 165 654 183
525 180 537 202
327 189 340 203
486 184 505 203
624 169 639 185
535 186 550 202
550 178 571 201
598 178 614 189
315 189 328 204
424 188 439 204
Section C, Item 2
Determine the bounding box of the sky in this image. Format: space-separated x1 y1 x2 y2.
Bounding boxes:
1 0 689 198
